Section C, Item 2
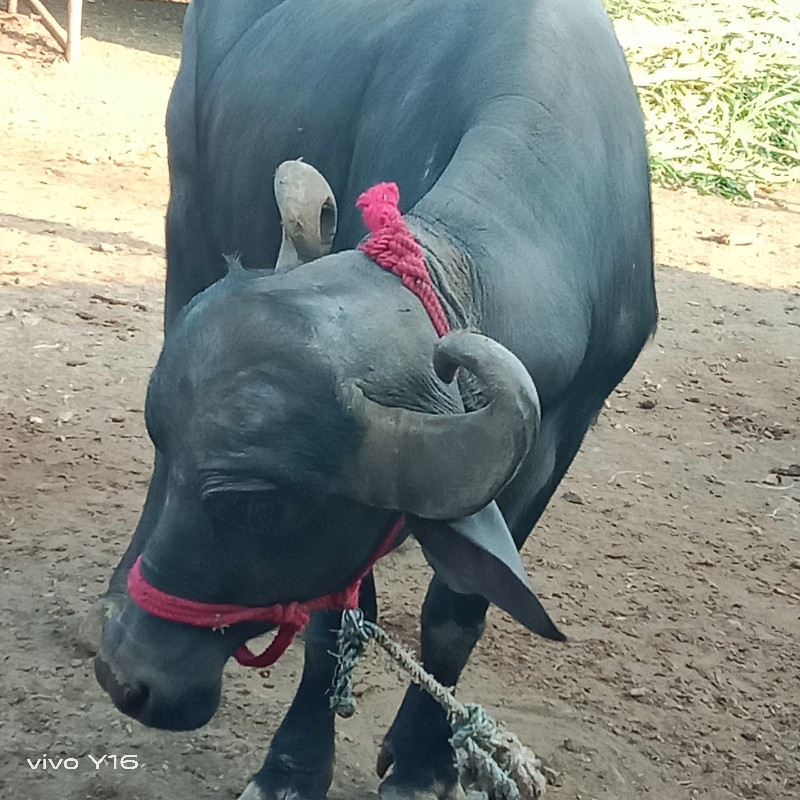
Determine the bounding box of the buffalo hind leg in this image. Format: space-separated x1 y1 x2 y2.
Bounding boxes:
378 575 488 800
240 574 377 800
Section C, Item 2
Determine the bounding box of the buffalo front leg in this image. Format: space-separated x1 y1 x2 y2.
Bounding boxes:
240 574 377 800
379 575 489 800
77 453 167 654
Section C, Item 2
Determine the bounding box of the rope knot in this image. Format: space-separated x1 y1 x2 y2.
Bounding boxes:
451 704 497 750
356 182 402 229
452 704 548 800
330 613 549 799
329 610 371 719
280 602 311 628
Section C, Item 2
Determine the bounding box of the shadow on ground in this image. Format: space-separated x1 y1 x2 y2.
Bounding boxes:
24 0 186 59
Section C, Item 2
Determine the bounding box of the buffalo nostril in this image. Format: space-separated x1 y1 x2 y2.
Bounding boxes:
94 655 150 718
117 680 149 717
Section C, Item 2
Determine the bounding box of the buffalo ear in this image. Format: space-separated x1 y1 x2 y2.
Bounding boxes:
409 501 565 641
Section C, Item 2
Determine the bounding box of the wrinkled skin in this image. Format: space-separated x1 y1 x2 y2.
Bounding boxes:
92 0 658 798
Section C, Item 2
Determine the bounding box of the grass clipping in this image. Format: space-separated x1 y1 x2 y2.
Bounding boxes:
606 0 800 197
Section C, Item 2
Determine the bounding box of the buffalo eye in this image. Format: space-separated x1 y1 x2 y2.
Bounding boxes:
206 490 282 535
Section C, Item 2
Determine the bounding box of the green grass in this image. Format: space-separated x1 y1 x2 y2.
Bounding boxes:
606 0 800 197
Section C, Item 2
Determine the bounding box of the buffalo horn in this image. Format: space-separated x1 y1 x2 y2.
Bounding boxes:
339 331 540 519
274 160 337 272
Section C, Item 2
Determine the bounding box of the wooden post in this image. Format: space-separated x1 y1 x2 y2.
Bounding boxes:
66 0 82 63
18 0 82 64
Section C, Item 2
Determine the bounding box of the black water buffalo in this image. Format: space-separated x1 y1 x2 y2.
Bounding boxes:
93 0 657 797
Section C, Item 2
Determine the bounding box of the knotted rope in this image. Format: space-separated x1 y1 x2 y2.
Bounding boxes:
357 182 451 338
330 610 549 800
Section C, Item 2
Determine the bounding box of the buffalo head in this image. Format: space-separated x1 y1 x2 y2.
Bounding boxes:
95 163 557 731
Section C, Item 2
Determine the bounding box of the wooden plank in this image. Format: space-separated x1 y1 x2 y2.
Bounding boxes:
21 0 67 52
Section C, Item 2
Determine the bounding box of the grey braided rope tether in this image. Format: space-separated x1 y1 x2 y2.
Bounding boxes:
330 610 548 800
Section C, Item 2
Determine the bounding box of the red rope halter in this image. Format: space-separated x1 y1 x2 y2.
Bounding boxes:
127 182 448 668
128 516 403 667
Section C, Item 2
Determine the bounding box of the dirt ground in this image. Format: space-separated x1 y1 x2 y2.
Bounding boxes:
1 4 798 800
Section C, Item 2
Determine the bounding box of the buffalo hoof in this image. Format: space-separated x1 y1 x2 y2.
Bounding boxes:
237 783 267 800
237 780 315 800
377 740 465 800
379 778 467 800
75 593 125 655
378 751 466 800
243 755 334 800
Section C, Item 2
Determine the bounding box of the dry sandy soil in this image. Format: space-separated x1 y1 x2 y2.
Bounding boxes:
1 3 798 800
